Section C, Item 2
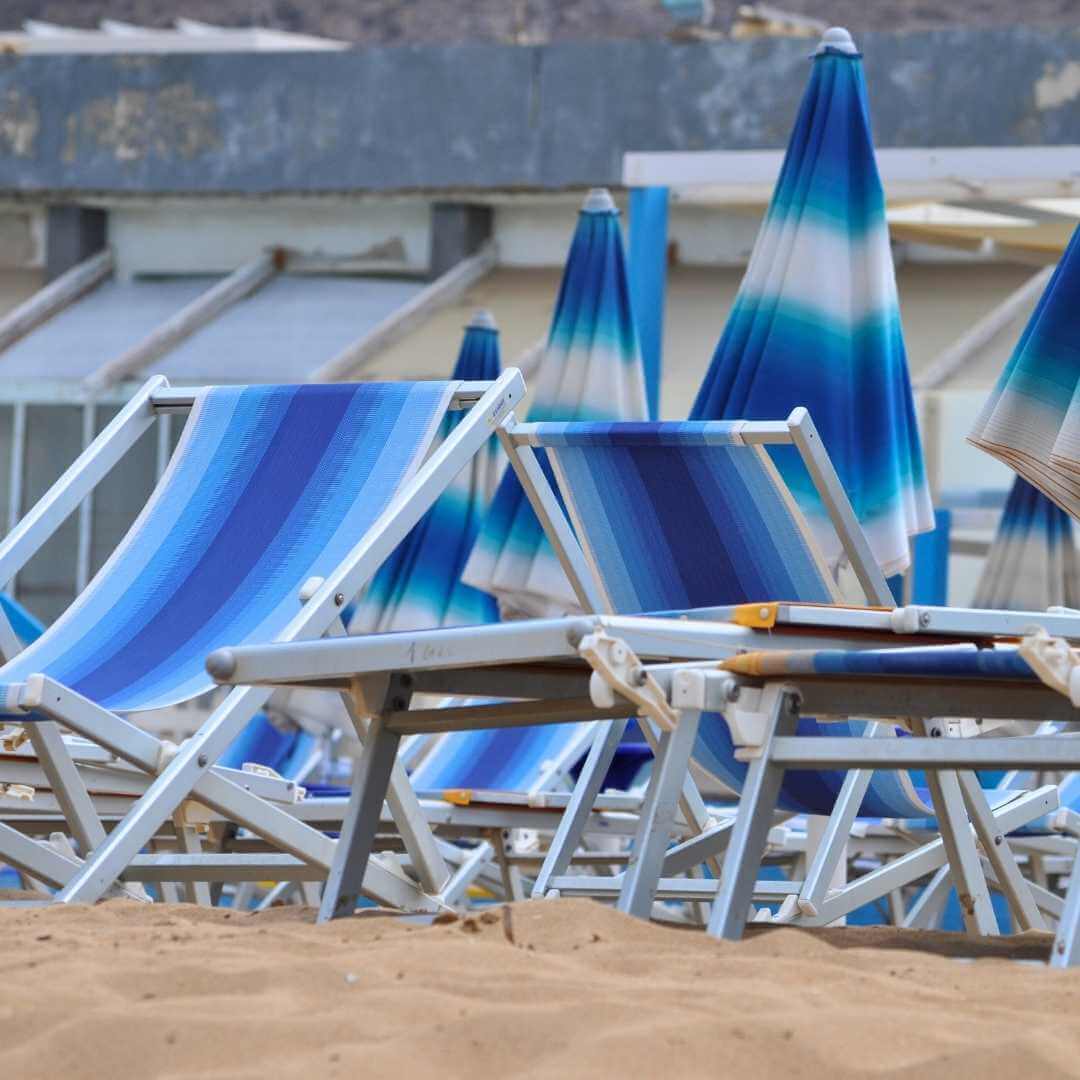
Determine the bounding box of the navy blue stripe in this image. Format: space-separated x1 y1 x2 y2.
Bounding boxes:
72 385 359 702
630 447 753 606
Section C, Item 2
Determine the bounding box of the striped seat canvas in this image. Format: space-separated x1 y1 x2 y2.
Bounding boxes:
0 382 453 714
410 720 593 797
526 420 928 818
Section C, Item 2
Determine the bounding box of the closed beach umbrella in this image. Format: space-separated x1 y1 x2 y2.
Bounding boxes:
691 27 933 577
969 222 1080 519
350 310 501 632
462 188 648 616
973 476 1080 611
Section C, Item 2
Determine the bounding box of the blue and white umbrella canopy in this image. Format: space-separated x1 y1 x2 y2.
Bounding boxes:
691 27 933 578
462 188 649 616
973 476 1080 611
350 311 502 632
970 222 1080 519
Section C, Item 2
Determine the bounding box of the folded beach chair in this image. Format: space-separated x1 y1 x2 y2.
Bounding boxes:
209 408 1052 929
661 637 1079 959
502 415 1052 929
0 370 524 907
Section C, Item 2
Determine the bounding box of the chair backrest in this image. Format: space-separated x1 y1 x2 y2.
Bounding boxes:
2 382 453 713
527 421 839 613
523 420 927 818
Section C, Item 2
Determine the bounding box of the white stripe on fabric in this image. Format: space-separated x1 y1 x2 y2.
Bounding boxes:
739 214 899 329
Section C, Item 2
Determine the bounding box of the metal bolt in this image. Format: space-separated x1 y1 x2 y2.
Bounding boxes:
994 835 1003 846
726 683 741 703
390 696 407 711
632 666 647 687
197 753 208 767
929 727 942 737
919 611 931 628
1058 941 1066 955
334 592 345 606
400 673 414 689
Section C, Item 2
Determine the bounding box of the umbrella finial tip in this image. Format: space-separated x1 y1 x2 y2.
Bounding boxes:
468 309 498 331
816 26 857 55
582 187 617 214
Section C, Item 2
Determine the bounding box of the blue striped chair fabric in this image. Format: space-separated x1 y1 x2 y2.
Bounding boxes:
527 420 929 818
0 382 453 715
739 643 1035 681
409 720 594 796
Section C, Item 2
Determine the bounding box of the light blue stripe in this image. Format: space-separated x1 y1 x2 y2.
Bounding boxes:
2 382 451 712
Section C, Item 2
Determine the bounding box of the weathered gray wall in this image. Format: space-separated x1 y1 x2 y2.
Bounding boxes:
0 26 1077 195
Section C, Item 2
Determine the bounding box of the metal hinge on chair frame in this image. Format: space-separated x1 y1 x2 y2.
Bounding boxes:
579 629 678 730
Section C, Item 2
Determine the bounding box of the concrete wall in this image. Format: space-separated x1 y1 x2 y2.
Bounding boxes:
0 26 1077 195
0 208 43 268
107 198 431 278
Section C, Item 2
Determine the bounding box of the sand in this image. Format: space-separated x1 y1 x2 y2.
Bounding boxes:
1 897 1078 1079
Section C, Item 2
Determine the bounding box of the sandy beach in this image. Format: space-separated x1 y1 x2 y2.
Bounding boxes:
1 896 1077 1079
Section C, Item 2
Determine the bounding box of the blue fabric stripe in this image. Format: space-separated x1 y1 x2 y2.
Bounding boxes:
356 324 501 631
411 723 590 792
1 381 451 712
539 427 834 611
808 645 1033 680
71 386 359 702
691 43 931 576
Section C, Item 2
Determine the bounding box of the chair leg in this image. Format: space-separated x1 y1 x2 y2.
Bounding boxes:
531 717 628 898
956 769 1044 931
661 817 735 876
340 690 450 895
903 865 951 929
798 723 888 918
915 720 997 936
707 688 799 941
171 811 212 907
1051 844 1080 968
804 786 1058 926
617 710 701 919
438 840 495 908
637 718 722 876
0 818 80 888
30 679 434 911
318 716 401 922
48 684 275 903
25 721 106 855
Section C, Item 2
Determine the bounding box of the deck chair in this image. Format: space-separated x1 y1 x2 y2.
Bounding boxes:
0 370 524 907
653 639 1077 959
213 408 1050 926
492 412 1053 930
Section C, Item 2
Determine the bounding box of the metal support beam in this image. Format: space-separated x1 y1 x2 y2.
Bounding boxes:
318 714 403 921
310 244 497 381
0 249 113 355
707 687 800 940
916 265 1055 390
913 717 997 937
532 718 629 898
82 250 281 393
0 376 165 591
617 710 701 918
